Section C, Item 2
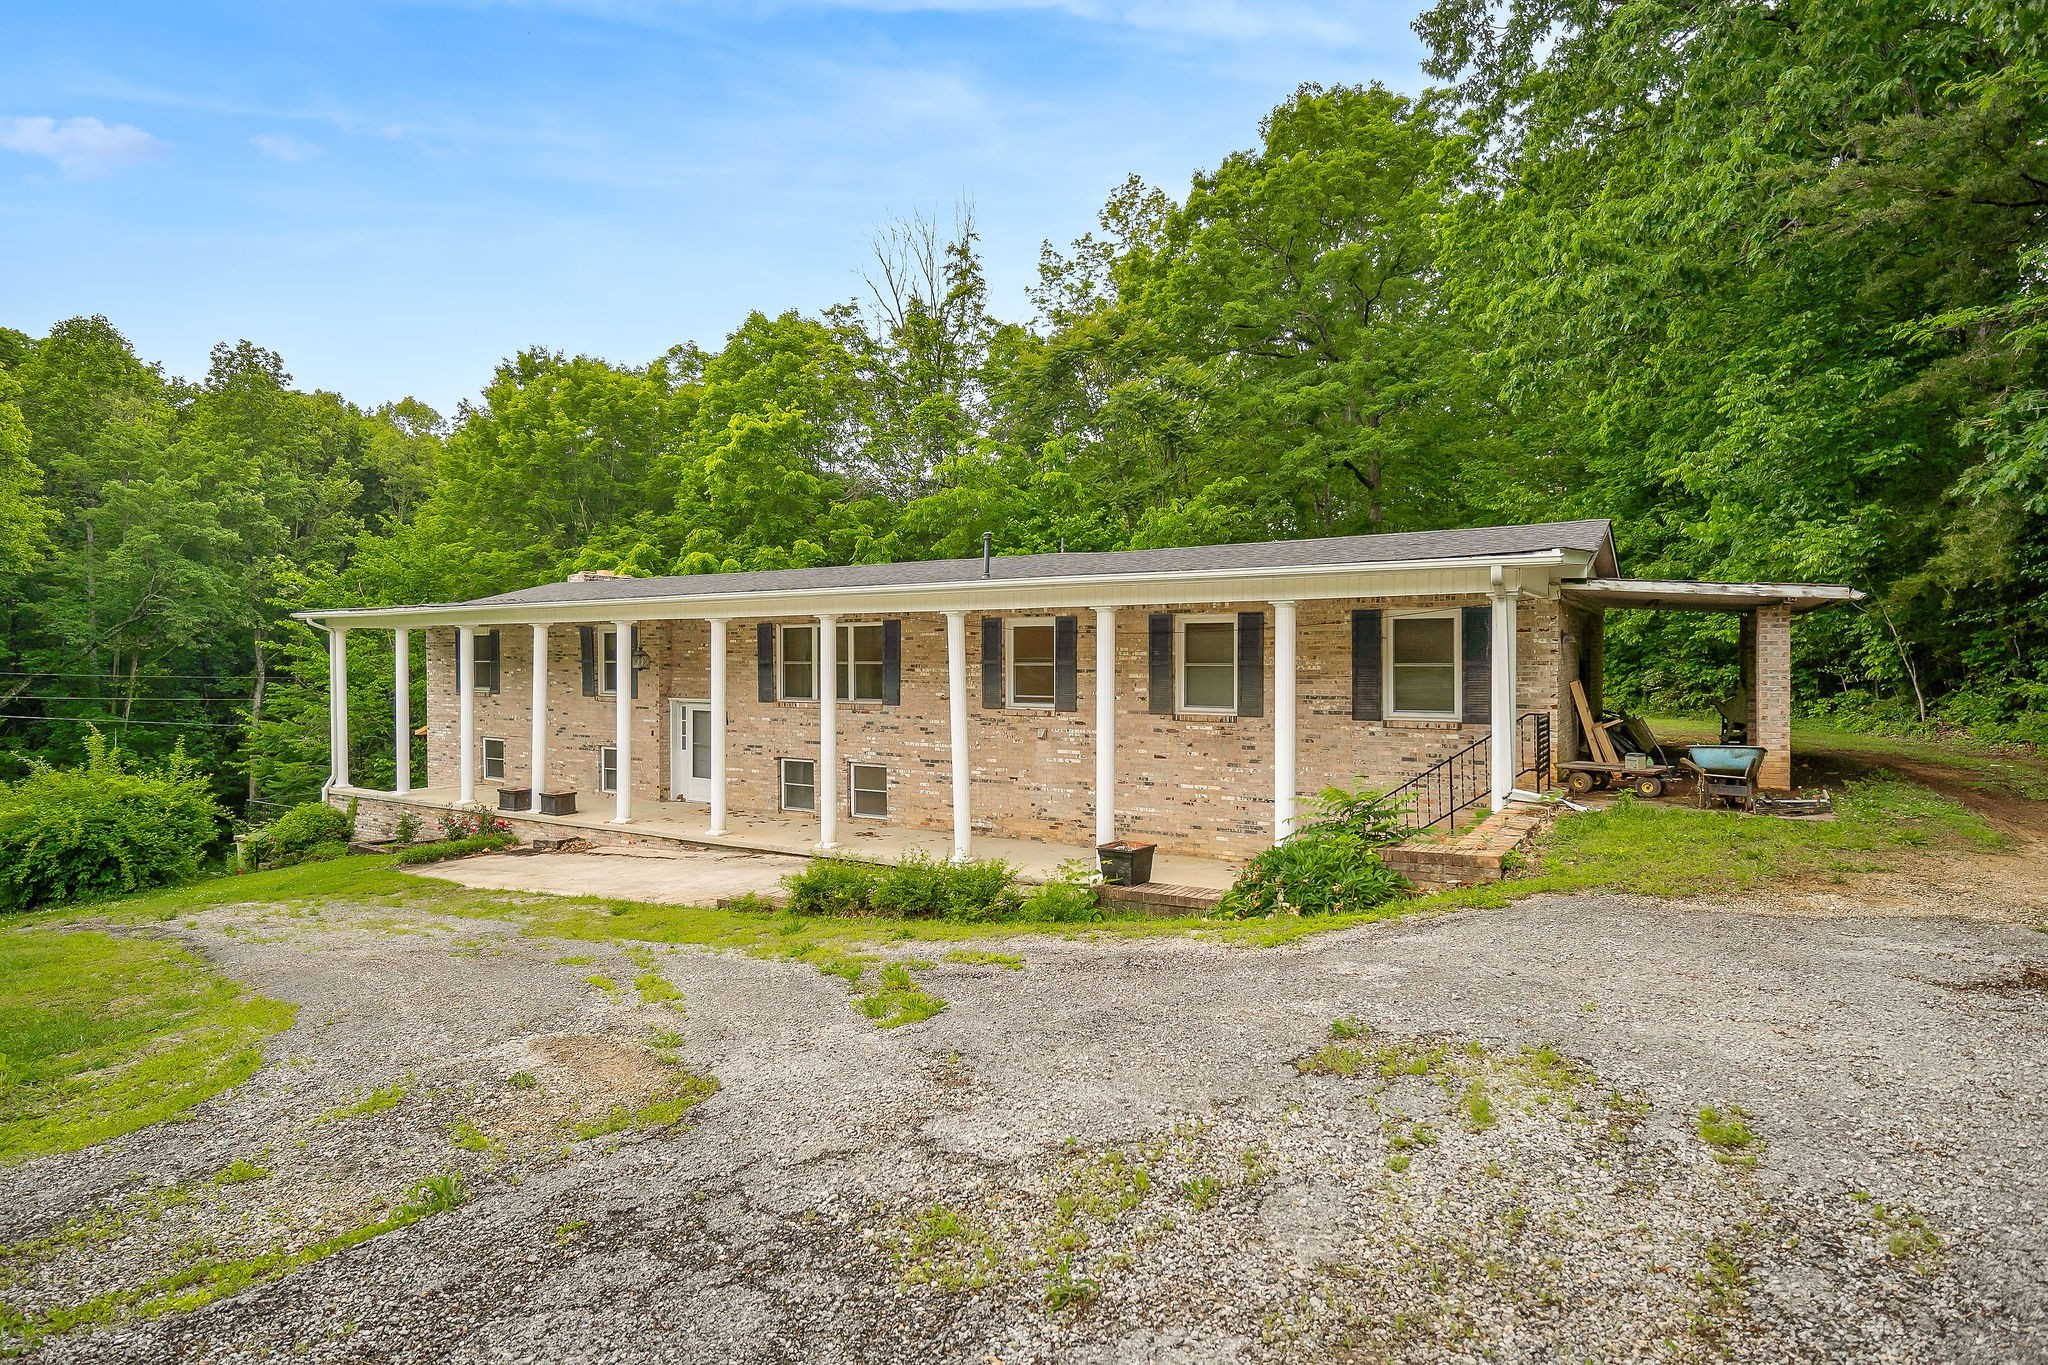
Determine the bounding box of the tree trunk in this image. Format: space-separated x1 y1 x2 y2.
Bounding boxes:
247 626 267 806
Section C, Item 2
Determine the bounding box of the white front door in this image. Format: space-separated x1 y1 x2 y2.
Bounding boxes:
670 698 713 802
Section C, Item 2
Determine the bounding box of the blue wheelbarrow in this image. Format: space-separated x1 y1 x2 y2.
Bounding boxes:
1681 745 1768 811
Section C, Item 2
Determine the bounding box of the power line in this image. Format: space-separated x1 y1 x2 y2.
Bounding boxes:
7 695 250 705
0 671 260 681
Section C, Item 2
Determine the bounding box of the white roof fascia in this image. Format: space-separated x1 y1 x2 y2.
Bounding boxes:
295 550 1586 631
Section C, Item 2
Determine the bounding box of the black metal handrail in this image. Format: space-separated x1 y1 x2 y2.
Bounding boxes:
1380 711 1553 834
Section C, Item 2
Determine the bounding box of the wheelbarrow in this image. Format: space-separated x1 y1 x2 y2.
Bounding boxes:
1681 745 1768 811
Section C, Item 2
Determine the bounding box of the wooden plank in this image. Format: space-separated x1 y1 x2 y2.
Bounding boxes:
1571 679 1619 765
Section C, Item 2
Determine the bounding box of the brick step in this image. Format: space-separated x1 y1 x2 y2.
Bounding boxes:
1385 803 1554 891
1097 882 1227 916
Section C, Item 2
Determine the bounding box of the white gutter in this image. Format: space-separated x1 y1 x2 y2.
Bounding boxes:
293 549 1591 631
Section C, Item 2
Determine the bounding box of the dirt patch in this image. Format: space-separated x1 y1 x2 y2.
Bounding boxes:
1942 964 2048 998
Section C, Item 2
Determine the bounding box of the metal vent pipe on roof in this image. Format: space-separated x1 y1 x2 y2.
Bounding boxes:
983 531 992 578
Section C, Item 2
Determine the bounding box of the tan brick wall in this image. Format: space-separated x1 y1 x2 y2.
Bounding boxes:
1752 603 1793 790
419 594 1568 860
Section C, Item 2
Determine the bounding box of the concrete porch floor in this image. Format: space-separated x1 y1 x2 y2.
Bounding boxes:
341 785 1246 892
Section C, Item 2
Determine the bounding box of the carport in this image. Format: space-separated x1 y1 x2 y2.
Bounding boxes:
1557 580 1863 792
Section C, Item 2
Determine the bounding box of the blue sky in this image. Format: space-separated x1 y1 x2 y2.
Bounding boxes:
0 1 1429 415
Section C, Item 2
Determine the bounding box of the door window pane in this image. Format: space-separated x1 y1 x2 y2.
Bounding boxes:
690 708 711 781
838 623 886 702
1391 616 1459 716
780 626 816 700
780 758 816 812
850 763 887 818
1181 620 1237 711
1009 622 1056 706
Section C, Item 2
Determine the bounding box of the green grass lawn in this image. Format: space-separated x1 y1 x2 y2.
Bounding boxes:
0 928 298 1162
1643 714 2048 801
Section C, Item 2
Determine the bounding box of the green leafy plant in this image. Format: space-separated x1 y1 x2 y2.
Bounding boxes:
1216 783 1409 919
390 832 518 865
0 731 226 912
244 801 354 870
1021 859 1102 922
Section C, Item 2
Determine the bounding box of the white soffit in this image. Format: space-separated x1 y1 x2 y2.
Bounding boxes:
1562 579 1863 614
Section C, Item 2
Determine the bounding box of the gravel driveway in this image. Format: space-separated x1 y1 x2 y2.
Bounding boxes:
4 888 2043 1364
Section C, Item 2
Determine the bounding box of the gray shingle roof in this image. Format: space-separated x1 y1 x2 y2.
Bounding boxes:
465 519 1618 608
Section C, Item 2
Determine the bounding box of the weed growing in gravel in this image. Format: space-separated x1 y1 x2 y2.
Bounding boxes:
448 1119 499 1153
1690 1235 1750 1345
555 1220 589 1243
625 947 685 1009
1851 1192 1945 1268
1180 1175 1221 1210
555 954 595 966
566 1075 720 1141
0 929 297 1161
586 974 618 996
1043 1256 1099 1313
507 1070 538 1091
313 1076 412 1125
2 1174 469 1349
1460 1081 1497 1132
1297 1043 1369 1077
1329 1016 1366 1039
209 1159 268 1186
884 1203 1002 1291
943 949 1023 970
1695 1106 1761 1166
856 962 947 1028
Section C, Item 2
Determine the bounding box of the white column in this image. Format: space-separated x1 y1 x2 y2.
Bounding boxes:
530 624 549 797
817 615 838 850
947 611 972 861
1093 607 1116 848
456 626 475 806
328 626 350 793
1272 600 1298 844
393 629 410 794
613 619 633 824
1489 587 1519 811
708 618 729 837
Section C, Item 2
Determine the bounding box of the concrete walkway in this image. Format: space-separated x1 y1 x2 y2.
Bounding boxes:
409 845 805 905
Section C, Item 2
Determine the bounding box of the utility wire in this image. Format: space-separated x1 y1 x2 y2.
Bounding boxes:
0 713 246 729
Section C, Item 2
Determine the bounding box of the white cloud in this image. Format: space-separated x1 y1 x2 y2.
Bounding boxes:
0 115 163 176
252 132 322 161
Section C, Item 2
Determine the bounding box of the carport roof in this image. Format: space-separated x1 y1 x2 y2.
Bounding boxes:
1562 579 1863 614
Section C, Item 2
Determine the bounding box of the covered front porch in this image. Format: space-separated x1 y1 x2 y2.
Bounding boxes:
340 783 1247 892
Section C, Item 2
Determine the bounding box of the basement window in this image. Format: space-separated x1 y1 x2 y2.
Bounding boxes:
849 763 887 819
780 758 816 813
481 737 506 782
598 745 619 795
1387 612 1460 719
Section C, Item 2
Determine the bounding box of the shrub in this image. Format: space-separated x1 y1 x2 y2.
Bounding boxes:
784 854 1023 921
1020 859 1101 923
390 833 518 866
441 807 510 840
246 801 354 869
0 732 225 912
1216 783 1410 919
392 810 422 845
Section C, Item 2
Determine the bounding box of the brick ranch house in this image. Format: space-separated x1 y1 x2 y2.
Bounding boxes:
303 520 1857 885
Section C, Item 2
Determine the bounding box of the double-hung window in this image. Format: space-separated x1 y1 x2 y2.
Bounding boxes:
779 758 816 812
849 763 887 819
473 631 501 694
837 624 885 703
598 744 620 794
1387 612 1459 719
1006 619 1057 707
1177 617 1238 714
481 736 506 782
597 629 621 696
779 625 817 701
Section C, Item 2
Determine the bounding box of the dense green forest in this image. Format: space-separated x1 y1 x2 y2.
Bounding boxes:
2 0 2042 817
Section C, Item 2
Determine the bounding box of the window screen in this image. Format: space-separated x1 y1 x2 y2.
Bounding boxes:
1008 621 1056 706
780 626 817 701
1390 615 1459 716
837 624 886 702
850 763 887 819
780 758 816 812
1180 620 1237 712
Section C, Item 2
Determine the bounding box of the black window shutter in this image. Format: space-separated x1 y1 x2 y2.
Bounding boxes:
480 630 500 694
579 626 597 697
1461 604 1493 723
881 619 902 705
757 623 775 702
629 626 641 698
1351 610 1383 721
980 616 1004 708
1053 615 1079 713
1236 611 1264 718
1147 613 1173 715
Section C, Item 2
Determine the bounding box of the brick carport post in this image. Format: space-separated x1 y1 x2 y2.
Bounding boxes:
1753 602 1794 790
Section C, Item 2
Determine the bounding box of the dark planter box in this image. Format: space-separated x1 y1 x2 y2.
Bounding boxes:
498 786 533 813
1097 840 1157 886
538 789 577 817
